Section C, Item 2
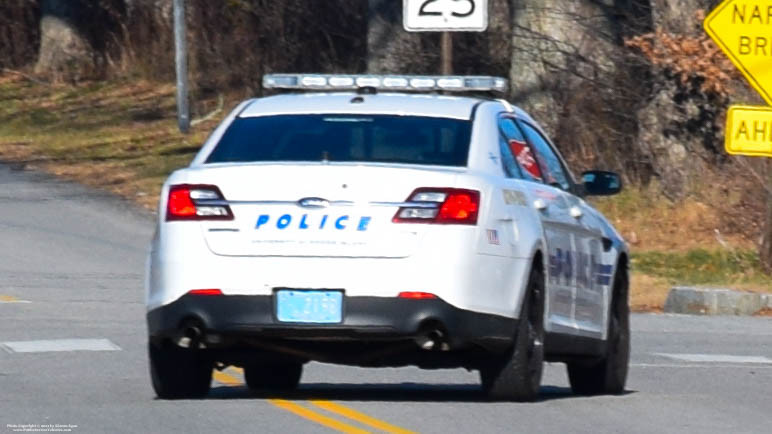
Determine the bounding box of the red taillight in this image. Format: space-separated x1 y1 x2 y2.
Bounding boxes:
398 292 437 299
168 188 197 217
187 289 223 296
166 184 234 221
439 192 479 221
393 188 480 225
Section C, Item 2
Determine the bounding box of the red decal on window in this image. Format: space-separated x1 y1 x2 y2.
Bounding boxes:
509 140 542 180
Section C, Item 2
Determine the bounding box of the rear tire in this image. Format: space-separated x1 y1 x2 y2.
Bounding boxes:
244 362 303 391
567 265 630 395
481 266 545 402
149 342 212 399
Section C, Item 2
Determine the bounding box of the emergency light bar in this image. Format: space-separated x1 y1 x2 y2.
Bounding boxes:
263 74 508 94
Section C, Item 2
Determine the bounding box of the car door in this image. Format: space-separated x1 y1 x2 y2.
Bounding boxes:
516 119 606 339
498 116 575 334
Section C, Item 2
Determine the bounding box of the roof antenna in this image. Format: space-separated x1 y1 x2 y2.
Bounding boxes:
321 151 330 163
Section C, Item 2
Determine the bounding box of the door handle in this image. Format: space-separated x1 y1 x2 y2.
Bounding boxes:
533 199 547 211
570 206 583 219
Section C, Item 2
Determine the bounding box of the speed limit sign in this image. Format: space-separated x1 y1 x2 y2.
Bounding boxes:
403 0 488 32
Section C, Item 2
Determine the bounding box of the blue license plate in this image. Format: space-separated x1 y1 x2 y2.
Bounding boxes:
275 290 343 324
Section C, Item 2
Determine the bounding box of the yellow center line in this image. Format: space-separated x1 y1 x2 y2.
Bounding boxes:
310 400 416 434
212 368 371 434
0 295 29 303
212 369 242 386
270 399 371 434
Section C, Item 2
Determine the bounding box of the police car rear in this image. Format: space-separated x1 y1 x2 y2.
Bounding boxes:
146 74 617 401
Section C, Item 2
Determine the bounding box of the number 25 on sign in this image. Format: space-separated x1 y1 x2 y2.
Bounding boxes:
403 0 487 32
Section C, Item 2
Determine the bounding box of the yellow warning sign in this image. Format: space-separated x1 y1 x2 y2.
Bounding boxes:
704 1 772 106
725 105 772 156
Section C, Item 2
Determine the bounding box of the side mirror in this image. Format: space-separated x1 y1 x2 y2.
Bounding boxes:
582 170 622 196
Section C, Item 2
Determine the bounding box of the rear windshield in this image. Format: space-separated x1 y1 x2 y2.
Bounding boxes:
205 114 472 166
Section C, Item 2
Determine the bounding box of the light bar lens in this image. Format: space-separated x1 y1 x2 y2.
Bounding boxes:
437 78 464 89
263 75 298 88
356 77 381 87
301 76 327 87
410 78 436 88
328 76 355 87
263 74 508 93
382 77 409 87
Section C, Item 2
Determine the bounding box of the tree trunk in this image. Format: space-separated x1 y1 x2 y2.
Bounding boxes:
366 0 430 74
761 160 772 272
34 0 95 81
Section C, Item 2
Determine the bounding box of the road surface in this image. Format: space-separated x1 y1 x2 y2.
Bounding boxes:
1 162 770 434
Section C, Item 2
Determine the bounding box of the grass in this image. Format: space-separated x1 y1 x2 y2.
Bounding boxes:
1 72 771 311
0 74 220 208
633 249 772 291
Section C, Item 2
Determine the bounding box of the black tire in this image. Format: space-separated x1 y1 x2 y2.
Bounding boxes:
244 362 303 391
481 266 545 402
149 342 213 399
567 265 630 395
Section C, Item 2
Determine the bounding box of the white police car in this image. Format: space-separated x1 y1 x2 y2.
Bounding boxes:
146 74 630 401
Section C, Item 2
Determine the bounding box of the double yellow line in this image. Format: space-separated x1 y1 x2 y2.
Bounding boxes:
213 368 414 434
0 295 30 303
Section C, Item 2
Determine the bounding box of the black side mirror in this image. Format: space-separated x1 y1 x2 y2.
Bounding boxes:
582 170 622 196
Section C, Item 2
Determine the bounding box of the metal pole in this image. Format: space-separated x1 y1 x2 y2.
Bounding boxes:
441 32 453 75
173 0 190 134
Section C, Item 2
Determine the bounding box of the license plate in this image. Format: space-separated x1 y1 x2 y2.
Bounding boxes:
275 290 343 324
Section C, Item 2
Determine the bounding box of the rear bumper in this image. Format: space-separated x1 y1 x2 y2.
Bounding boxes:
147 293 516 351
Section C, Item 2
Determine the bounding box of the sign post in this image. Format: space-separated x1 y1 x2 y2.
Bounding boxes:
403 0 489 75
173 0 190 134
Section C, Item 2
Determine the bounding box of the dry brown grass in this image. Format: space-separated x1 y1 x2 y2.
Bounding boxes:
630 273 670 312
593 185 756 252
0 74 224 210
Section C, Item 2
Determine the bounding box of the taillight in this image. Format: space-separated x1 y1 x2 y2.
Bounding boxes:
398 291 437 299
393 188 480 225
166 184 234 221
187 289 224 296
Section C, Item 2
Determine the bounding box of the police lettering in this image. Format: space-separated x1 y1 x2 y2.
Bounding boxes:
255 214 372 231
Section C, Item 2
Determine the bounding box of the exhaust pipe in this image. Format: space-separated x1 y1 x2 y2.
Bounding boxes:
416 329 450 351
177 319 204 348
184 325 202 340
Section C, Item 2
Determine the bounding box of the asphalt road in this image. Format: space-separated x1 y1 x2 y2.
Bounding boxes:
1 162 771 434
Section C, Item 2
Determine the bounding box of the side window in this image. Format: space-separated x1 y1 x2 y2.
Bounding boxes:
517 121 571 190
498 118 543 183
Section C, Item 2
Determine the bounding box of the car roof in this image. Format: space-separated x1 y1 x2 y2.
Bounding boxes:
238 92 490 120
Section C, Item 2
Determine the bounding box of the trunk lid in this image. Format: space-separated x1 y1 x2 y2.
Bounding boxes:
184 164 464 258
